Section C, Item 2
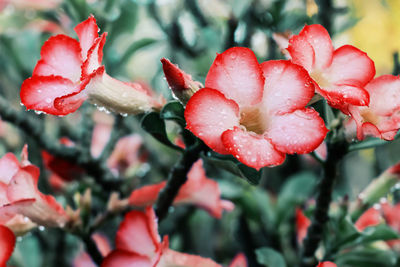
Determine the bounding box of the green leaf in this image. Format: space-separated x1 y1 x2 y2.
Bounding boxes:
349 138 390 151
277 172 317 208
335 248 398 267
350 224 400 247
160 101 186 127
203 151 262 185
255 247 287 267
140 112 183 151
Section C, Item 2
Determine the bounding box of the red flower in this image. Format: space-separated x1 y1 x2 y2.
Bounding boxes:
102 207 222 267
21 16 161 116
42 138 84 182
344 75 400 140
0 146 69 228
161 58 202 105
229 253 247 267
287 24 375 110
73 233 111 267
296 208 311 244
354 207 382 232
0 225 15 267
185 47 327 170
128 160 234 218
316 262 337 267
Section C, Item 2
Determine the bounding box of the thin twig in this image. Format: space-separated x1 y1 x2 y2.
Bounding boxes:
300 141 348 267
154 142 207 221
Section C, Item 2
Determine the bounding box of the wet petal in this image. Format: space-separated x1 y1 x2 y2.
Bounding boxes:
287 24 333 71
33 35 82 82
185 88 240 154
74 15 99 60
81 33 107 78
205 47 264 107
20 75 80 115
221 127 286 170
268 109 328 154
326 45 375 88
261 60 314 115
366 75 400 116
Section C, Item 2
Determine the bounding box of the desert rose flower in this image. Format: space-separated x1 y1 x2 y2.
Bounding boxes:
128 159 234 218
0 146 69 228
287 24 375 110
73 233 111 267
21 16 161 116
229 253 247 267
185 47 327 170
102 207 222 267
344 75 400 140
296 208 311 244
161 58 203 105
0 225 15 267
317 262 337 267
354 207 382 232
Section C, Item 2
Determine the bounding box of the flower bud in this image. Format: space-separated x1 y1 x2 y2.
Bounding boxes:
161 58 203 105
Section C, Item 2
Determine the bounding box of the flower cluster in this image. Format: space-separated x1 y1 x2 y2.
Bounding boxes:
159 24 400 169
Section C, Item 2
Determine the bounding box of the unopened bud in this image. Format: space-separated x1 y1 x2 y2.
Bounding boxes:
161 58 203 105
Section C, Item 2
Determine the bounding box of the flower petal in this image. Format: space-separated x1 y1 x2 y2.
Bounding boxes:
159 249 221 267
7 167 68 227
185 88 240 154
317 262 337 267
221 127 286 170
326 45 375 88
0 153 21 184
229 253 248 267
174 160 233 218
268 109 328 154
261 60 314 115
296 208 311 244
74 15 99 60
366 75 400 116
116 207 160 259
33 35 82 82
287 24 333 71
128 182 166 207
20 75 80 115
101 250 153 267
354 207 382 232
81 33 107 78
319 84 370 107
0 225 15 266
205 47 264 107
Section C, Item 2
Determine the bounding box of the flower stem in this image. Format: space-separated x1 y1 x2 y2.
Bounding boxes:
155 142 207 222
300 141 347 267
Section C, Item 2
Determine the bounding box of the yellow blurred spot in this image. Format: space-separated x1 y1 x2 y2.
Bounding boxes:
359 148 375 162
307 0 319 17
347 0 400 75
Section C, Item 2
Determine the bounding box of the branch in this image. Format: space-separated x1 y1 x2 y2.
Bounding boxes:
154 142 207 221
0 97 120 190
300 141 348 267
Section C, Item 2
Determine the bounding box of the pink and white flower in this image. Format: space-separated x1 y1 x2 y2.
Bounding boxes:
21 16 161 116
345 75 400 140
287 24 375 110
128 160 234 218
102 207 222 267
0 146 69 228
185 47 327 170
